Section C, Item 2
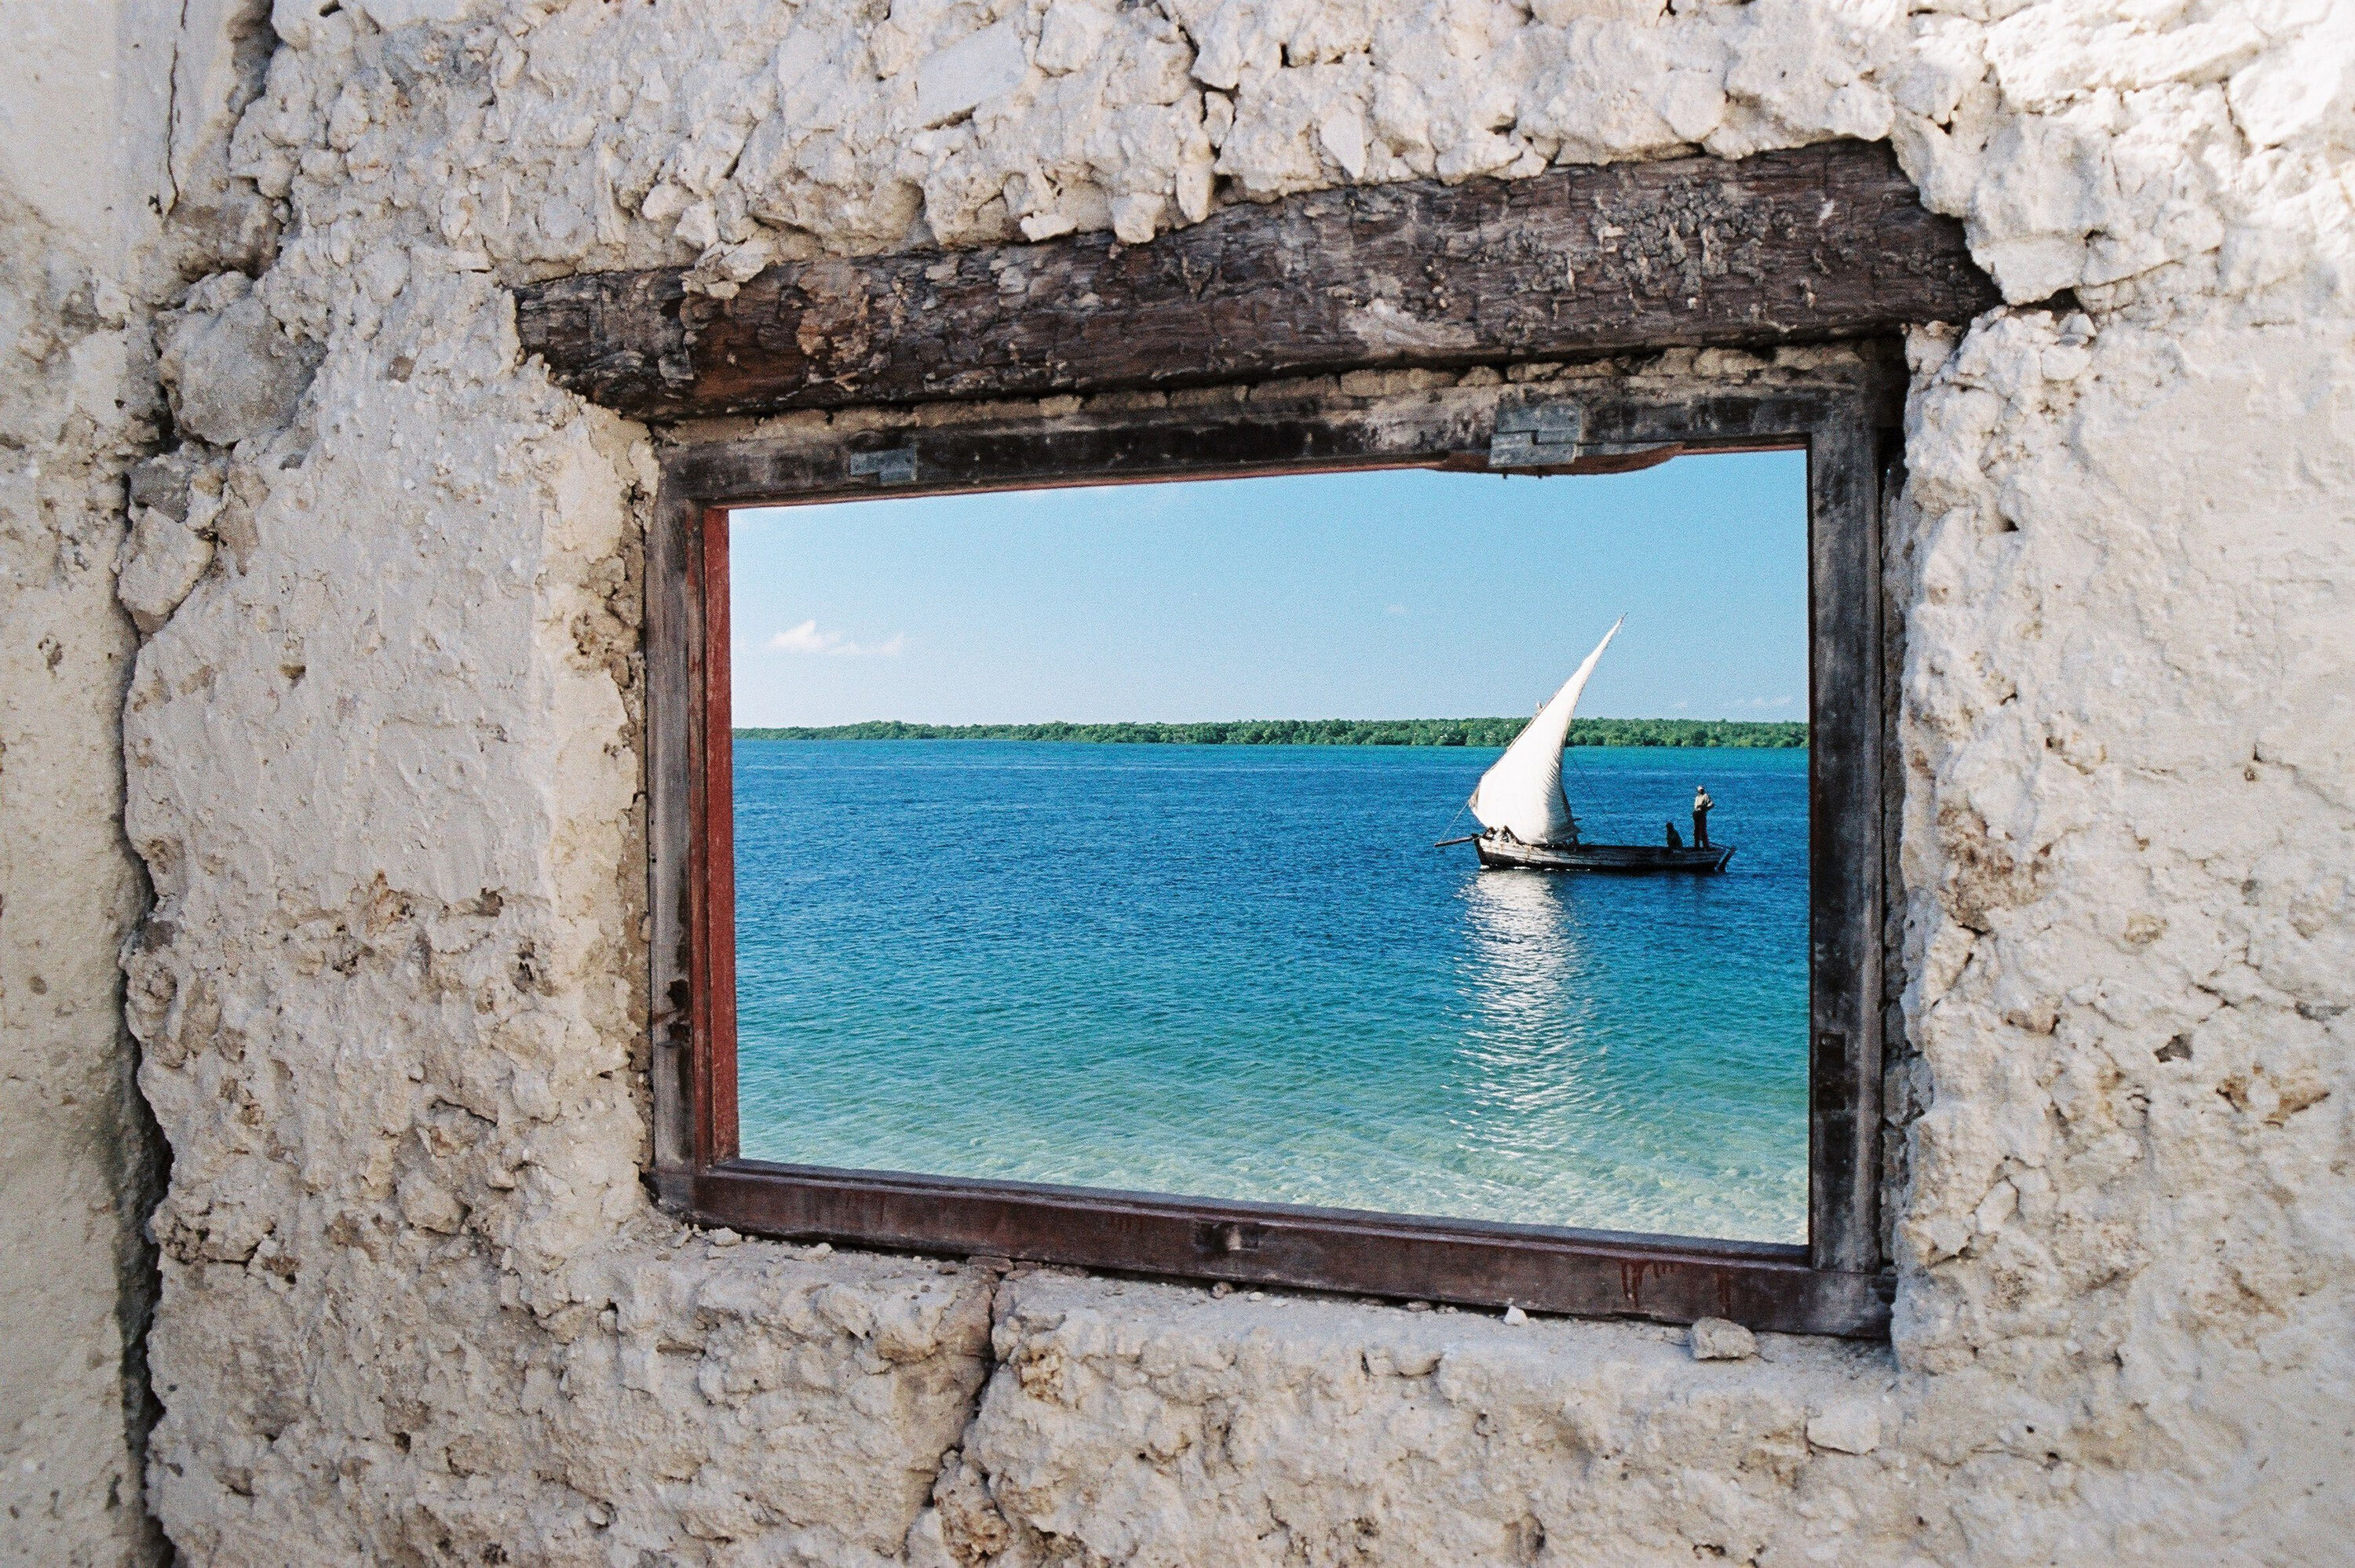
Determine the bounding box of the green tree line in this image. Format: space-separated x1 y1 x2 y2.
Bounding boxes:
734 717 1806 748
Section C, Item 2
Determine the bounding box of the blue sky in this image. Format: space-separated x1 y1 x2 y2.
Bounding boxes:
728 450 1807 727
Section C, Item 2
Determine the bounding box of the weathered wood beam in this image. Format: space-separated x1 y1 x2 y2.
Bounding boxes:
515 140 1996 421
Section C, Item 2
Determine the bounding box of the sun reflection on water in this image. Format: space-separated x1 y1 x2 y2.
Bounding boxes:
1455 870 1599 1125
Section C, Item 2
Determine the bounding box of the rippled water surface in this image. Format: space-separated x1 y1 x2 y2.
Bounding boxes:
735 740 1809 1242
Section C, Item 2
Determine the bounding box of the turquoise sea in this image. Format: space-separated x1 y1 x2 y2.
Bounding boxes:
734 740 1809 1243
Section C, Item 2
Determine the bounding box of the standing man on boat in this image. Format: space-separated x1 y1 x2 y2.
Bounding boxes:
1692 785 1714 849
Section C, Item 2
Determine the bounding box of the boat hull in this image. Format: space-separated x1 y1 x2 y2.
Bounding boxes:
1473 836 1735 873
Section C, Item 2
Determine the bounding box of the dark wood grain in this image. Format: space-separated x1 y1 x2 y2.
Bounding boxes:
644 475 698 1182
1806 418 1886 1275
690 1161 1891 1338
521 142 1993 421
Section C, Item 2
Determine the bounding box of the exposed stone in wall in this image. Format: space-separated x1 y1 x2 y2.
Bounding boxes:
227 0 2355 311
936 1272 1904 1566
45 0 2354 1561
148 1228 997 1563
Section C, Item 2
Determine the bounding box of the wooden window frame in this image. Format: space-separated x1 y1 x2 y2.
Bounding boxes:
517 140 1996 1338
641 361 1902 1338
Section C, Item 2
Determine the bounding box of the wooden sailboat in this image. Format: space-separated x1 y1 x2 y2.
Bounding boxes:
1441 619 1736 874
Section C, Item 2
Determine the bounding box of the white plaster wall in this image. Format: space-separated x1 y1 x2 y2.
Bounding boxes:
0 203 155 1562
93 0 2355 1562
2 4 285 1556
2 3 206 1561
0 202 159 1560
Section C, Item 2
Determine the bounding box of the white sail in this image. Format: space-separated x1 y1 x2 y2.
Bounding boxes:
1467 618 1622 844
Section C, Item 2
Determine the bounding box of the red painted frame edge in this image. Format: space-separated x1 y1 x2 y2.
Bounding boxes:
691 506 740 1165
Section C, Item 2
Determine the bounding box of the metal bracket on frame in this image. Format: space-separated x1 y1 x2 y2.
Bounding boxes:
1491 400 1685 473
1489 402 1582 469
848 445 918 485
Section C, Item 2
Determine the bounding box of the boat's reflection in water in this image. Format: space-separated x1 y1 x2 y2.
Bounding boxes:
1454 870 1600 1132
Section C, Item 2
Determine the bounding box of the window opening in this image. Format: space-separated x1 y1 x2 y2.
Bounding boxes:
725 458 1810 1244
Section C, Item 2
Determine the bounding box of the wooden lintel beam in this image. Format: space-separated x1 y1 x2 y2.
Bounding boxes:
515 140 1996 421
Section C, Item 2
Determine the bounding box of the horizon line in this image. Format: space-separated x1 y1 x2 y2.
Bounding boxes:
732 716 1809 747
733 716 1809 727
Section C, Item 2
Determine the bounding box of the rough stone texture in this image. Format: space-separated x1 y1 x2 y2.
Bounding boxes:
117 509 220 637
157 283 323 447
0 0 2343 1559
1690 1315 1761 1362
940 1272 1902 1566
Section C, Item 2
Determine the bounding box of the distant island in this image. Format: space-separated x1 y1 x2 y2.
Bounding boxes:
735 717 1806 748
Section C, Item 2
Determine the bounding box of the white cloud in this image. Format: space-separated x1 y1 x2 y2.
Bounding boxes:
1731 695 1795 710
1384 603 1408 616
766 620 907 657
769 619 833 653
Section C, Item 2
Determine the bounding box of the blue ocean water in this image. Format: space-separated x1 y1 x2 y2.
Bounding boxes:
734 741 1809 1243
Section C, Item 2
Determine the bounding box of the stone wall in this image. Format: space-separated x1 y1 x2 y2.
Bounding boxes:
8 0 2351 1560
